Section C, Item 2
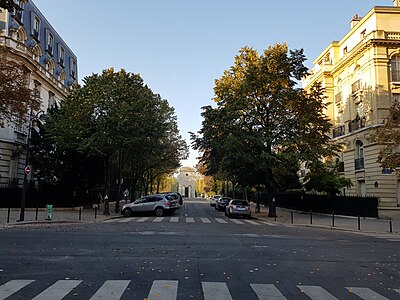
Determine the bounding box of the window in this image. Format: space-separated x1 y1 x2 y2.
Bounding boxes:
59 70 66 83
70 58 76 79
48 91 56 109
14 0 24 24
391 55 400 82
58 45 65 67
32 44 41 63
360 29 366 39
46 30 54 55
343 47 348 55
32 14 40 41
355 140 364 170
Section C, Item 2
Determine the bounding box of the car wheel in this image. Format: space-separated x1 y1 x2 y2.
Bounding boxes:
155 207 164 217
123 208 133 218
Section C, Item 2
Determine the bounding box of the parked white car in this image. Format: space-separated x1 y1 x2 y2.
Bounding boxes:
209 195 221 207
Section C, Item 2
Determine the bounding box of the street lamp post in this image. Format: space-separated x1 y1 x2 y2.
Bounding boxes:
19 110 46 222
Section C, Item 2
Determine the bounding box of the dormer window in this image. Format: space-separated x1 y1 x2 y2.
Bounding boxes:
70 58 76 79
14 0 24 24
31 13 40 42
46 30 54 56
58 45 65 67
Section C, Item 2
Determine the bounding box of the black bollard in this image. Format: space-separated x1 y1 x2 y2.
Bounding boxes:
358 215 361 231
332 211 335 227
310 210 313 224
390 218 393 233
35 206 38 221
79 207 82 220
290 211 294 224
95 207 97 219
7 208 10 223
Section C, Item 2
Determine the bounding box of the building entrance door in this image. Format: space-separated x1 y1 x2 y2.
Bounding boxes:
184 187 189 198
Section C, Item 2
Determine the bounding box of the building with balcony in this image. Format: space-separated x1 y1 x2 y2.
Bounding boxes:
0 0 77 187
302 1 400 218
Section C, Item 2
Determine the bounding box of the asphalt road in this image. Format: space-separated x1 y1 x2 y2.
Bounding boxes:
0 198 399 299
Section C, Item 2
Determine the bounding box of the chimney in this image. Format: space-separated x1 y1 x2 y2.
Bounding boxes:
350 14 361 29
394 0 400 6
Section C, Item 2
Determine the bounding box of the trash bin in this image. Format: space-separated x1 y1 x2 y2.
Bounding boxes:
45 204 53 220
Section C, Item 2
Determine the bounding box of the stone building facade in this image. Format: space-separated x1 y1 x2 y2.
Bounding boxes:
0 0 77 186
302 1 400 218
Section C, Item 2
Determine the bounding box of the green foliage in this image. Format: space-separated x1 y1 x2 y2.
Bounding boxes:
0 54 40 127
304 159 353 197
36 68 187 194
369 99 400 169
192 43 334 195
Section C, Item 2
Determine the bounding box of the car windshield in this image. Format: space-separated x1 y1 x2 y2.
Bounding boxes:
231 200 248 206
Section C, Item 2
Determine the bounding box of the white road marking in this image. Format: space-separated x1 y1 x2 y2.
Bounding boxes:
297 285 338 300
170 217 179 223
346 287 390 300
153 217 164 222
136 217 149 223
244 219 261 225
251 283 287 300
201 218 211 223
118 218 132 223
0 280 34 300
89 280 130 300
229 219 244 224
147 280 178 300
32 280 82 300
186 217 195 223
202 282 233 300
215 218 228 224
258 221 277 226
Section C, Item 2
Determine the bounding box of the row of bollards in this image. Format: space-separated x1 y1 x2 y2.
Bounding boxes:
287 210 394 233
4 207 93 223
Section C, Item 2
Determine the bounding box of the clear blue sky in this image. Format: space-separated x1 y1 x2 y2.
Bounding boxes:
33 0 390 168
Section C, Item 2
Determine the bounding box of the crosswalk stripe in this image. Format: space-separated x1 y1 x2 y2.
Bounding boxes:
147 280 178 300
215 218 228 224
201 218 211 223
230 219 244 224
170 217 179 223
32 280 82 300
153 217 164 222
137 217 149 223
119 218 132 223
297 285 338 300
258 221 276 226
250 283 287 300
0 280 34 300
202 282 233 300
89 280 130 300
186 217 195 223
244 219 260 225
346 287 390 300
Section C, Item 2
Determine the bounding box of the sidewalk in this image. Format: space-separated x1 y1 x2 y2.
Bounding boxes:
0 201 124 226
251 203 400 234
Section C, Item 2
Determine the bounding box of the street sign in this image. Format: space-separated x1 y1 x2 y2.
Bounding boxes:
24 166 31 175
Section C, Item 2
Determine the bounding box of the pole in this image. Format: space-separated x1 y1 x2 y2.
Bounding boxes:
19 109 33 222
7 208 10 223
332 211 335 227
357 215 361 231
290 211 294 224
35 206 38 221
310 210 313 224
389 218 393 233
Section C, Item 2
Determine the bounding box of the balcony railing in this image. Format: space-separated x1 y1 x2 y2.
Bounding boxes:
351 79 362 94
355 158 364 170
333 125 345 138
348 116 366 133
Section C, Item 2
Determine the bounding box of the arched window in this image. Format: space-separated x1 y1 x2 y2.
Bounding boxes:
45 59 55 74
355 140 364 170
391 55 400 82
352 66 362 94
59 70 66 83
32 44 42 63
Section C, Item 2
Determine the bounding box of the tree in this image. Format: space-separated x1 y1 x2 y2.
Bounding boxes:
0 55 40 127
192 44 336 211
370 100 400 169
41 68 187 209
304 159 352 197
